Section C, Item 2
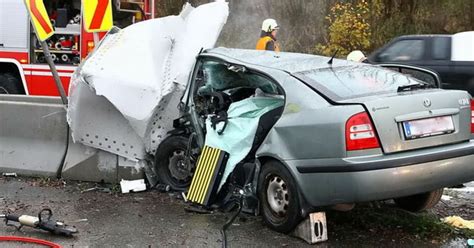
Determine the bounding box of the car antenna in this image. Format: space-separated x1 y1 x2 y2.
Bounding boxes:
327 49 339 65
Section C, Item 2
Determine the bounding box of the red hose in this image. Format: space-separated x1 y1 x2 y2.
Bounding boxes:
0 236 61 248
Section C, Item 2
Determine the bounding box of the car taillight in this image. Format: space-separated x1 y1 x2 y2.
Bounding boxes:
346 112 380 151
471 99 474 133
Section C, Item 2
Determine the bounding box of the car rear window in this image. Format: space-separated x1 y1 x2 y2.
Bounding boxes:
294 65 424 101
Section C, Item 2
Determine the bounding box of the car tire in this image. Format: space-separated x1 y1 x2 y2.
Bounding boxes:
258 160 302 233
394 188 444 212
155 135 194 191
0 73 22 94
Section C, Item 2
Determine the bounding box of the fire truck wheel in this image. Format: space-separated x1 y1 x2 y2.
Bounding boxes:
0 73 23 94
155 135 195 191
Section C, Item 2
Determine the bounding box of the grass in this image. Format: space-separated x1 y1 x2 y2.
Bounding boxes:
326 203 474 241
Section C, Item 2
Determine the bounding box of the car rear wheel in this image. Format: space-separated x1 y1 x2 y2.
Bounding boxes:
394 188 444 212
155 135 195 191
258 160 302 233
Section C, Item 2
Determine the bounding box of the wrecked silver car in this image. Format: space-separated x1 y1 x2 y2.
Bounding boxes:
68 1 474 234
164 48 474 232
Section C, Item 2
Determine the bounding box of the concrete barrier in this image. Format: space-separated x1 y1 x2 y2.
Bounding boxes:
0 95 67 177
0 95 145 183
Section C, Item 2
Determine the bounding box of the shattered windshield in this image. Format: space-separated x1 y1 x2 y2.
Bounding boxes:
197 61 280 95
295 65 426 101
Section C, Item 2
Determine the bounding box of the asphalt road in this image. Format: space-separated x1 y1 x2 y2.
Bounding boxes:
0 177 472 247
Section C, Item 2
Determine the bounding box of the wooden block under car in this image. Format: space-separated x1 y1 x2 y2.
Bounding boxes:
292 212 328 244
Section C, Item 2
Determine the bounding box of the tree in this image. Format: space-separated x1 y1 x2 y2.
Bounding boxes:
315 0 372 57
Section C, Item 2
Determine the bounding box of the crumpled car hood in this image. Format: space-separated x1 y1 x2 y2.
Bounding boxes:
67 1 228 161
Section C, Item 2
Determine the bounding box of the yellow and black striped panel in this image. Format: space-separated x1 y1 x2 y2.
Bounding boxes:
187 146 228 206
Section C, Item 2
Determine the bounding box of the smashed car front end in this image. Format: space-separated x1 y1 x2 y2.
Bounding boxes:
66 2 229 183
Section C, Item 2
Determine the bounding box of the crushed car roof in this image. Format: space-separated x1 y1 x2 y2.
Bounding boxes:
205 47 356 73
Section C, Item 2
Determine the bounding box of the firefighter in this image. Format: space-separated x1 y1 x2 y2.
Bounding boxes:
256 19 280 52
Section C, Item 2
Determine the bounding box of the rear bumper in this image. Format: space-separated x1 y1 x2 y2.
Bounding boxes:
286 141 474 207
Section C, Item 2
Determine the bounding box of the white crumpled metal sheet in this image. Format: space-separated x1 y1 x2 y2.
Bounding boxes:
67 1 228 160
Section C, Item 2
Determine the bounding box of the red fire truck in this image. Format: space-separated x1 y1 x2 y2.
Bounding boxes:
0 0 154 96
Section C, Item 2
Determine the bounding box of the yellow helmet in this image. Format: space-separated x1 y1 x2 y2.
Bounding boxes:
261 19 279 32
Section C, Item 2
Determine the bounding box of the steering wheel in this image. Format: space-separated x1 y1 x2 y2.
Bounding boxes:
197 91 232 116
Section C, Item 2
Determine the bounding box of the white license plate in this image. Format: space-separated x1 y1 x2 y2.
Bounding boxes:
403 116 455 140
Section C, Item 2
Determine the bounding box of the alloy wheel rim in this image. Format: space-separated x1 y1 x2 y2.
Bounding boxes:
266 175 289 217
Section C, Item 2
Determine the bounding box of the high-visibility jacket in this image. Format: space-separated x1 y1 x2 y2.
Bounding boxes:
256 36 280 52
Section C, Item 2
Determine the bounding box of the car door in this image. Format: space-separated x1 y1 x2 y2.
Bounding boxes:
182 58 253 147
